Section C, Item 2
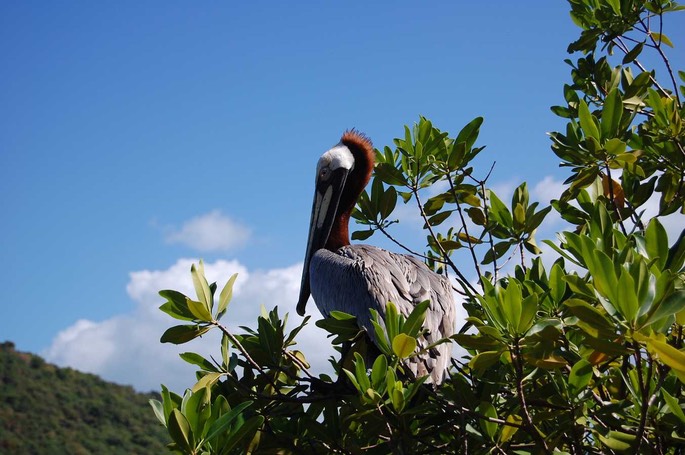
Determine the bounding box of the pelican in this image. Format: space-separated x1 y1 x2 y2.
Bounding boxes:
296 130 456 385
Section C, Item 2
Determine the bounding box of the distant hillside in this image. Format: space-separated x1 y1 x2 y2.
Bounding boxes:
0 341 168 454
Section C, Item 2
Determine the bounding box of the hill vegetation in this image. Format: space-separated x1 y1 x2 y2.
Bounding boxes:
0 341 168 454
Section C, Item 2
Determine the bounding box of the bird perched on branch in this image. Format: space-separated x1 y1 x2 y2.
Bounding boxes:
297 130 456 385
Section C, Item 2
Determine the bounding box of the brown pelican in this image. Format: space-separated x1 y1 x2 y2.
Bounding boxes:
296 130 456 385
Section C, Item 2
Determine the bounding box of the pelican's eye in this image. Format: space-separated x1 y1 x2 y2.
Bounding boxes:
319 167 331 181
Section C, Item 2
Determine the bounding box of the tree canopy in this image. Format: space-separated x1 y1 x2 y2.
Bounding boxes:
152 1 685 453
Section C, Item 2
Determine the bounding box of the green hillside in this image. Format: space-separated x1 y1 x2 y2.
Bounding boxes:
0 341 168 454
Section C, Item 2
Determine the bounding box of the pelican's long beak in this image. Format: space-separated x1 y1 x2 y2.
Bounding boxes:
296 168 349 316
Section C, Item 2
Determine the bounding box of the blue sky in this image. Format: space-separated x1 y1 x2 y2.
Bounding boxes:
2 2 683 391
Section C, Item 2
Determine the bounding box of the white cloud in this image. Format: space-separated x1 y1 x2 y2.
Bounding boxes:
165 210 251 252
43 258 333 392
533 175 566 205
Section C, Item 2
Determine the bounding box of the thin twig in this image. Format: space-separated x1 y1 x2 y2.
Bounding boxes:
445 167 484 288
412 186 478 295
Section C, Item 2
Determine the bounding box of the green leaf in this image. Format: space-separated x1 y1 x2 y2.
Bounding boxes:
477 402 497 440
616 269 638 322
161 325 211 344
501 280 523 334
601 88 623 139
578 99 600 140
191 263 213 312
455 116 484 151
568 359 593 396
379 186 398 219
605 0 620 14
597 431 634 451
403 300 429 337
423 210 451 228
375 163 407 186
183 387 210 438
487 191 513 227
548 262 567 304
217 273 238 319
666 229 685 271
205 401 253 442
644 336 685 375
650 31 674 47
187 298 213 321
191 372 223 393
392 333 417 359
220 415 264 455
353 352 371 391
513 203 526 230
645 218 668 270
469 351 502 372
499 414 522 443
168 409 194 452
149 399 166 426
371 355 388 390
564 298 615 338
482 241 512 265
586 250 619 303
159 290 196 321
179 352 219 372
644 291 685 328
662 389 685 424
467 207 486 225
351 229 374 241
622 42 644 64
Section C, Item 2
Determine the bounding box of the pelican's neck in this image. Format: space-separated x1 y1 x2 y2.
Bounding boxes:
324 130 374 252
326 212 351 251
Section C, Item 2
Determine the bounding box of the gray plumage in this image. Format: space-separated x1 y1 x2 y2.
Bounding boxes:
309 244 456 385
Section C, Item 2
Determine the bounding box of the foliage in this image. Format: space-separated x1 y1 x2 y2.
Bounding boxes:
153 1 685 453
0 341 168 454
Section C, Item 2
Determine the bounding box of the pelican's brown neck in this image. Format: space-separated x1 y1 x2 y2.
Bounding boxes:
325 130 374 251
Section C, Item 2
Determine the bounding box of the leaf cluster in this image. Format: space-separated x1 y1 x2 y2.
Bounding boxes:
153 1 685 453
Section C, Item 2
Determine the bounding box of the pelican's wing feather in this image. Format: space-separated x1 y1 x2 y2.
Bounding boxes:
309 244 455 384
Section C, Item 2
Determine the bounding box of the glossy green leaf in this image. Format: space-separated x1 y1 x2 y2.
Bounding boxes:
191 372 222 393
220 415 264 455
477 401 497 440
187 298 213 321
161 324 211 344
375 162 407 186
217 273 238 318
392 333 417 359
662 389 685 424
578 99 600 140
568 359 593 396
371 355 388 390
149 399 166 426
564 298 615 338
168 409 194 452
179 352 218 372
499 414 522 443
645 218 668 271
351 229 374 241
469 351 502 372
645 336 685 375
423 210 451 228
204 401 253 442
616 269 638 322
159 290 196 321
644 291 685 327
622 42 644 64
403 300 429 337
191 263 212 311
601 88 622 139
650 31 674 47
